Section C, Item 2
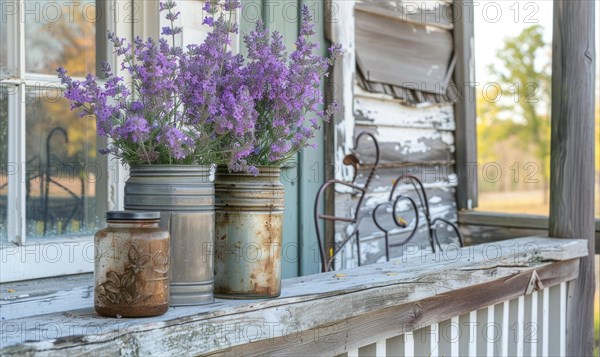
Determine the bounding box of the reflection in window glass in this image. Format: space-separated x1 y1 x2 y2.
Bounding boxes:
25 88 97 239
474 1 553 215
0 87 8 242
0 10 11 79
24 0 96 77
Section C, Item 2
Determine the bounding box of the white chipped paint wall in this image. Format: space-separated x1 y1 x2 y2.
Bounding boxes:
334 3 458 270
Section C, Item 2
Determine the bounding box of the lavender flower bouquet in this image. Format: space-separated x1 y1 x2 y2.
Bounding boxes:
239 6 342 173
57 0 341 173
57 0 255 168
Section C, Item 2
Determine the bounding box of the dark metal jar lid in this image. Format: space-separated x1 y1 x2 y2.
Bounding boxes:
106 211 161 220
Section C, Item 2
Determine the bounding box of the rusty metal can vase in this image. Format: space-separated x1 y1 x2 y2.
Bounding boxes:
214 166 284 298
124 165 215 306
94 211 170 317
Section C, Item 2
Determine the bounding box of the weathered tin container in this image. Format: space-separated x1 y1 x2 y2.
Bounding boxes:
124 165 215 306
94 211 170 317
214 166 284 298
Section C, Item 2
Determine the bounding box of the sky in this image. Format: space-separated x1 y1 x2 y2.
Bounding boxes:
473 0 554 84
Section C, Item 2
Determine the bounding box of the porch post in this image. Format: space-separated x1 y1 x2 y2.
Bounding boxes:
549 1 596 356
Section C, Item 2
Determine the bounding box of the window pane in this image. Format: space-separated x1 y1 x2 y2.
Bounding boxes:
24 0 96 77
474 1 553 215
0 87 8 242
0 7 12 79
25 88 98 239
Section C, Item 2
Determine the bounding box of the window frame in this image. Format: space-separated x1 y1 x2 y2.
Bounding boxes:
453 0 600 254
453 0 478 211
0 0 135 283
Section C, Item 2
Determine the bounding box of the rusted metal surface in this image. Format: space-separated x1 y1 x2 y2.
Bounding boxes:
94 213 169 317
214 167 284 298
124 165 215 306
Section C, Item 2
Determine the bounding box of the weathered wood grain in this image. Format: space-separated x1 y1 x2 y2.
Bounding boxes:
208 260 579 357
458 212 600 253
355 0 454 30
452 0 478 210
355 73 460 106
355 9 454 95
354 165 457 194
354 95 455 130
0 237 586 356
354 125 455 164
335 187 457 233
0 274 93 320
549 2 596 355
325 0 357 262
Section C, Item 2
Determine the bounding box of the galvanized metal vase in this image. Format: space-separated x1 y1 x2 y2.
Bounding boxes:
214 166 284 298
124 165 215 306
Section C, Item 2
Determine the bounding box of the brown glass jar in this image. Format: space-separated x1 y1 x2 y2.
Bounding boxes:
94 211 170 317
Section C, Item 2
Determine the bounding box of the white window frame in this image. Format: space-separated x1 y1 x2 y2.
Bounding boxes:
0 0 134 282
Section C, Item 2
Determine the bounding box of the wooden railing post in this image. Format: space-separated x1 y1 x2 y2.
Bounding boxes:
549 1 596 356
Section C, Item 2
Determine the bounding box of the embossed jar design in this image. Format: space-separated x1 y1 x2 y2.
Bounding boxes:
214 166 284 298
124 165 215 306
94 211 170 317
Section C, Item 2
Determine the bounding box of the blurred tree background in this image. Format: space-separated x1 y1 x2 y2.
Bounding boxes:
476 25 600 217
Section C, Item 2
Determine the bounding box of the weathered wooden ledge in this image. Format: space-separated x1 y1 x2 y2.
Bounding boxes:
0 237 587 356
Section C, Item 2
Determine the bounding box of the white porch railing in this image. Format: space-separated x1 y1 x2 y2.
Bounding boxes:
0 236 587 357
338 282 567 357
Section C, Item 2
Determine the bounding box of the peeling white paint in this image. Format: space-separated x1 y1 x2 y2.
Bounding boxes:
354 94 455 130
429 196 442 204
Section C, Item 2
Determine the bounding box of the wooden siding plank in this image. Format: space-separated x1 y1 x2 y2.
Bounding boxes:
355 9 453 95
336 187 458 268
354 125 454 164
354 1 454 30
354 96 455 130
0 238 586 356
356 165 457 194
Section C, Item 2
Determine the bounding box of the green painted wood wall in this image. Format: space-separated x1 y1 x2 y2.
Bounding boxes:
240 0 327 277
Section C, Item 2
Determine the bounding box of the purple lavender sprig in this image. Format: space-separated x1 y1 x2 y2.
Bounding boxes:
57 0 255 168
56 1 341 173
241 5 343 168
